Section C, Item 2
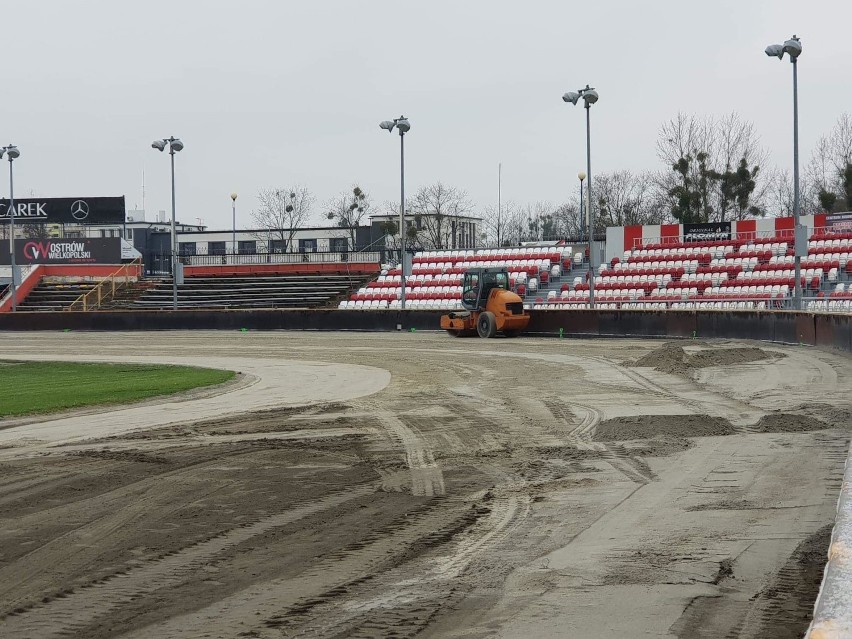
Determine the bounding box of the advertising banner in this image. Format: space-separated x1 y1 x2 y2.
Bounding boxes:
0 196 125 224
683 222 732 242
826 213 852 233
0 239 121 265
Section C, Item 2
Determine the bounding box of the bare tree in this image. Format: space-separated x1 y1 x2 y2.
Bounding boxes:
375 199 419 254
656 112 767 222
828 113 852 209
251 186 313 251
410 182 473 249
805 135 841 213
594 171 662 227
21 223 50 240
325 185 370 250
521 201 557 241
656 112 717 168
552 202 584 239
767 168 796 217
482 200 515 247
829 113 852 174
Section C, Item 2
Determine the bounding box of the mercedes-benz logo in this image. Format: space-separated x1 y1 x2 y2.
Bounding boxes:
71 200 89 221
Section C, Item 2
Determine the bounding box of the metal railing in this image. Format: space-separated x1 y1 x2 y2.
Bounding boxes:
175 251 383 268
531 295 795 311
67 258 142 311
633 228 795 249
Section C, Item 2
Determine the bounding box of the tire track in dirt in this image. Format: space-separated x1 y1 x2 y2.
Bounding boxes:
262 468 531 638
0 486 376 639
543 399 654 484
376 412 445 497
121 498 484 639
0 457 247 603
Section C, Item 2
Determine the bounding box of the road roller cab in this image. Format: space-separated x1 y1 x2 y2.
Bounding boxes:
439 267 530 338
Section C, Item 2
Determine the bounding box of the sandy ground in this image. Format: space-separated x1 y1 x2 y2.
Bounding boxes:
0 331 849 639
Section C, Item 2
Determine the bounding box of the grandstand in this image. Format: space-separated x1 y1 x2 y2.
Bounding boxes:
131 272 373 310
0 254 379 312
4 214 852 314
339 245 585 310
339 213 852 313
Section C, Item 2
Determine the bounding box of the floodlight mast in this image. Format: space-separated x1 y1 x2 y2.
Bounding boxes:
563 86 598 309
230 192 238 254
1 144 20 311
765 35 803 310
578 171 587 242
378 116 411 313
151 137 184 310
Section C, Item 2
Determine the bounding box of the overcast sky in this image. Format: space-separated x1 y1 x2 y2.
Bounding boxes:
3 0 850 229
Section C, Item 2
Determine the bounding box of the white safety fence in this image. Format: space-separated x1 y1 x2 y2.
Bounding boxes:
807 454 852 638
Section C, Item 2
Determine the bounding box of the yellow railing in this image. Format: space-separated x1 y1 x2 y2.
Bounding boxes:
67 258 143 311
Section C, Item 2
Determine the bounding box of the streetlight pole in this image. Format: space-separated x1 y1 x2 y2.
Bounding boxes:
399 130 405 308
169 147 177 310
585 103 595 309
563 86 599 309
1 144 20 312
792 54 801 309
766 36 803 310
578 171 586 242
498 162 502 246
379 116 411 311
230 192 238 256
152 136 184 311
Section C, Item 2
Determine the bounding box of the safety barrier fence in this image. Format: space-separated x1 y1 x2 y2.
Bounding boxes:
807 457 852 638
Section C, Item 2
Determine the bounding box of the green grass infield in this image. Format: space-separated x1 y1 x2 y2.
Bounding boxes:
0 360 236 418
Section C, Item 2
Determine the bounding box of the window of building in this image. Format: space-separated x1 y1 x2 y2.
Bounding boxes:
179 242 196 256
270 239 287 253
208 241 226 255
298 239 317 253
330 237 348 253
238 240 257 255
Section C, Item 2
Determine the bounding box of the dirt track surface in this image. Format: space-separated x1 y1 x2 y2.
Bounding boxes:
0 331 849 639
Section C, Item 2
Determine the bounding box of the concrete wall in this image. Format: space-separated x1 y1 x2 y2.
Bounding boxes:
0 309 850 354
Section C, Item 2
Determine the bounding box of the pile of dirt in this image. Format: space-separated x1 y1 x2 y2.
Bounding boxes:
752 414 833 433
632 343 693 375
531 445 603 461
787 402 852 429
687 346 776 368
633 343 777 375
620 435 695 457
594 414 736 441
